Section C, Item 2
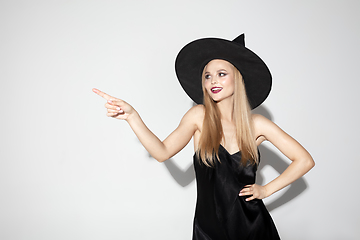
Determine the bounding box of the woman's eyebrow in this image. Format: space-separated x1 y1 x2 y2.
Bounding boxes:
204 69 228 74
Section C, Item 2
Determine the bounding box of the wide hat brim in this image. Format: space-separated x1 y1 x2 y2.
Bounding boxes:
175 34 272 109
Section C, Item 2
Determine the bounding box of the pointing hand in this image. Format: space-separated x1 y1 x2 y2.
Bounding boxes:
93 88 136 121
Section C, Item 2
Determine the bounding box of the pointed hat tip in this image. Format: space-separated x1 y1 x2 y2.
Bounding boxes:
233 33 245 46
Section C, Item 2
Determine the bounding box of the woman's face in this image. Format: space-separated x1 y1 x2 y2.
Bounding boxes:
203 59 236 103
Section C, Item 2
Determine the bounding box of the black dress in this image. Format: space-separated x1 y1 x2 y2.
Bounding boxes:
193 145 280 240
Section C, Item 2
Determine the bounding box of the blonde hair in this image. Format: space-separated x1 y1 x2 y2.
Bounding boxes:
196 62 259 167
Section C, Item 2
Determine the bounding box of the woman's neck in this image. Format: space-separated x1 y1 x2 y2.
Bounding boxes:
216 97 234 122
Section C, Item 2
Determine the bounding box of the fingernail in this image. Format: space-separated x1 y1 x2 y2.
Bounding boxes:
239 193 242 196
108 100 112 103
116 107 120 110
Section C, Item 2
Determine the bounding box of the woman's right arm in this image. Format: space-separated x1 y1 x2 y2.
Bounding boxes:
93 88 203 162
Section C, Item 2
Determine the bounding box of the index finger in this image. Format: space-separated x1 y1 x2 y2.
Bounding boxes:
92 88 113 100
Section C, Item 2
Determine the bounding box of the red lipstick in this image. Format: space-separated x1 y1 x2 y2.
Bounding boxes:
211 87 223 93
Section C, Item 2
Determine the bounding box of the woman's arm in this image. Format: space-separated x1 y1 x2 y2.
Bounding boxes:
240 114 315 201
93 88 203 162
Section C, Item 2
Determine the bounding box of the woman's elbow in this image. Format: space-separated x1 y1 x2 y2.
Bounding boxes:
304 156 315 171
153 154 170 163
156 157 168 163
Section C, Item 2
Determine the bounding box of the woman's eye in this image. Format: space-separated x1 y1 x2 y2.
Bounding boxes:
204 74 211 79
219 72 227 77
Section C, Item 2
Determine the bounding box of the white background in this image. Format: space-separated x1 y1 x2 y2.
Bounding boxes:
1 0 359 239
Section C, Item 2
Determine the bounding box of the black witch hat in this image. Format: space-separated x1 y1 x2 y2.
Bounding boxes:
175 34 272 109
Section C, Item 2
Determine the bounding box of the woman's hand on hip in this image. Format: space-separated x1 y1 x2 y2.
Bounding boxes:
239 184 268 201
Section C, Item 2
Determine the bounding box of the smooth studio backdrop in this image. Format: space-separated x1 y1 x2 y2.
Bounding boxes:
1 1 359 239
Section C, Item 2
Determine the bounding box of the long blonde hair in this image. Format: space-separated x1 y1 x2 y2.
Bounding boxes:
196 61 259 167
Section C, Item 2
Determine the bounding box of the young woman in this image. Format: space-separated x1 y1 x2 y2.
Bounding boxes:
93 34 314 239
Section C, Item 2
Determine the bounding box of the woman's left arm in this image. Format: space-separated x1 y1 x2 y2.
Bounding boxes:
239 114 315 201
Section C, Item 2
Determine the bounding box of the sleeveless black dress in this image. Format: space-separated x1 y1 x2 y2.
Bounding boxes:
193 145 280 240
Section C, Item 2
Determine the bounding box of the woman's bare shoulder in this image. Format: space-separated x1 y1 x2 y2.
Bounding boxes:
252 113 279 131
252 113 290 142
252 113 270 125
184 104 205 117
182 104 204 129
251 113 273 144
191 104 205 114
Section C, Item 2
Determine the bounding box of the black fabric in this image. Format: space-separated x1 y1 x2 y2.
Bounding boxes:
193 145 280 240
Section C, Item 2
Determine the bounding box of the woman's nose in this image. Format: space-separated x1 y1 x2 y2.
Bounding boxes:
211 77 218 84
